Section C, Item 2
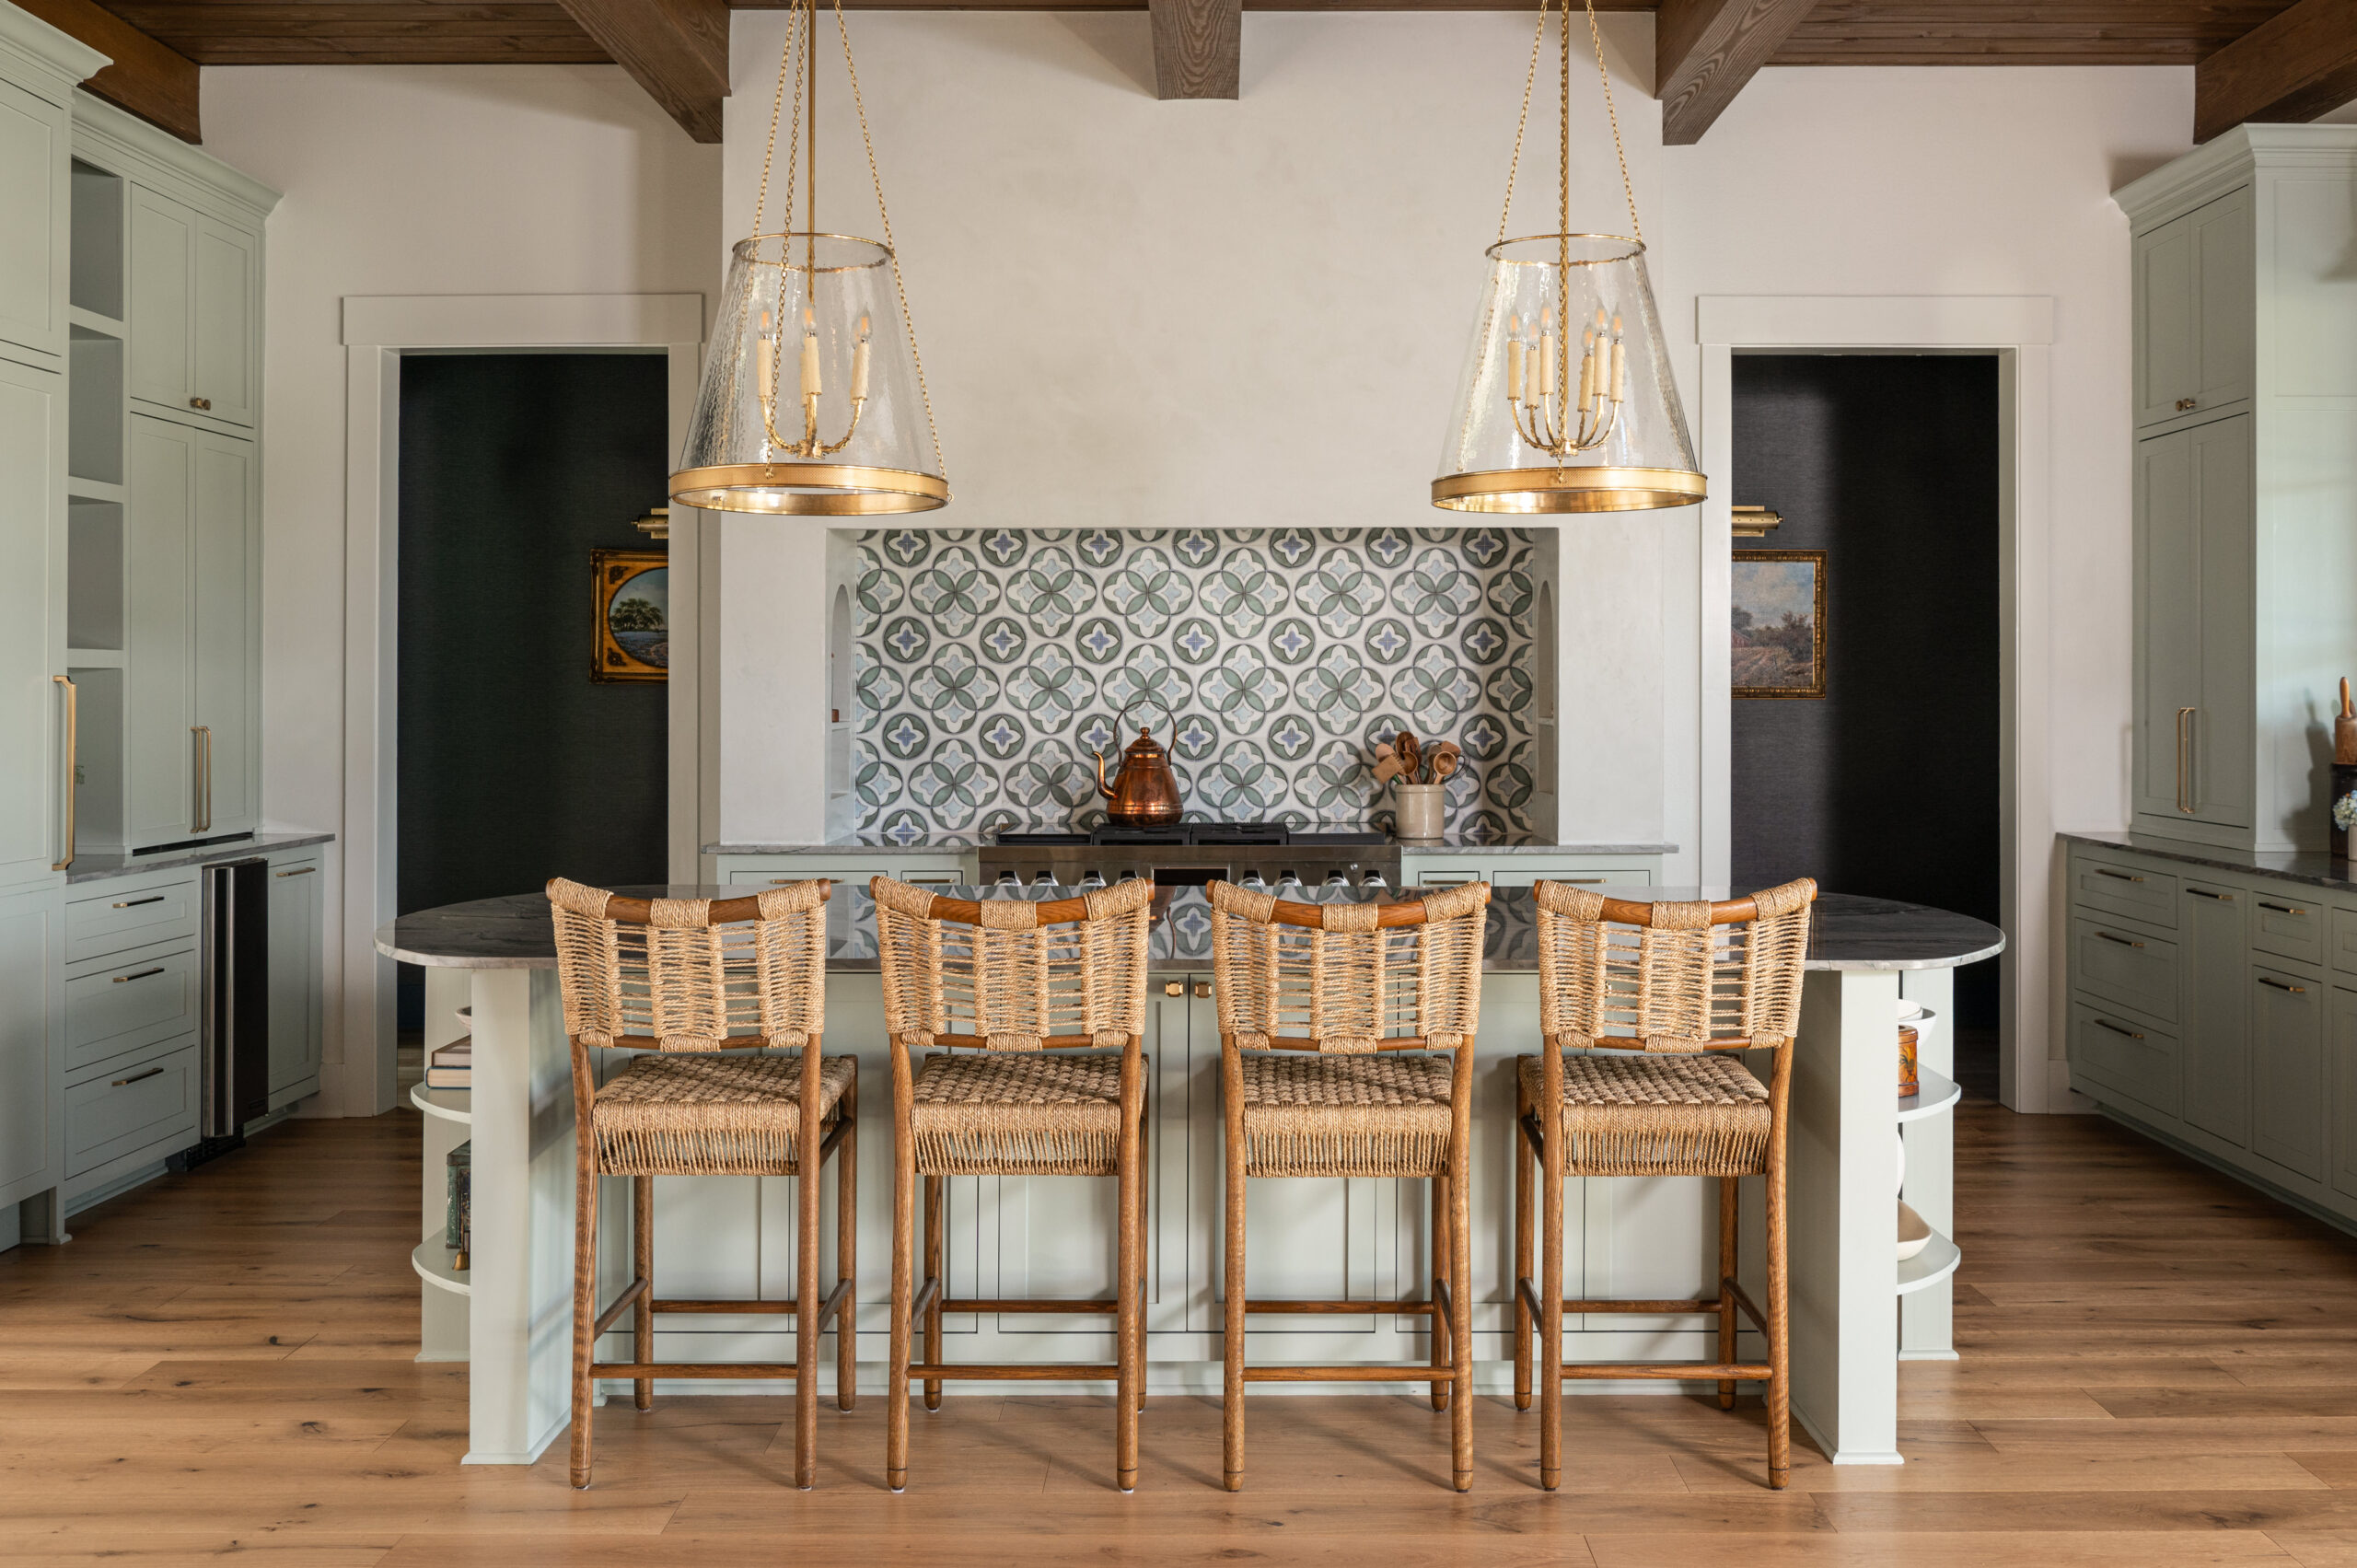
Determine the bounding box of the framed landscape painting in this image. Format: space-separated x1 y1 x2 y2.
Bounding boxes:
1731 550 1825 699
593 549 668 683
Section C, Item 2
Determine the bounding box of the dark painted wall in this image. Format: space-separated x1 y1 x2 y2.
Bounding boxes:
1731 355 2001 1027
396 354 670 1025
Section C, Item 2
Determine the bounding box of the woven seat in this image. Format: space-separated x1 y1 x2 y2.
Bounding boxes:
1517 1051 1769 1179
1240 1052 1454 1178
909 1051 1133 1176
594 1052 856 1177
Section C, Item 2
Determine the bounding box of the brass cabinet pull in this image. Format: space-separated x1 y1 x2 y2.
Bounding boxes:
1164 981 1184 997
111 895 165 909
110 1065 164 1087
2094 930 2145 948
2258 900 2306 916
1194 982 1211 999
189 396 211 411
2188 888 2233 901
190 725 212 833
2176 707 2196 814
2094 867 2145 884
2091 1017 2145 1040
2176 397 2197 412
274 866 316 878
111 966 166 984
51 675 75 870
2258 976 2308 994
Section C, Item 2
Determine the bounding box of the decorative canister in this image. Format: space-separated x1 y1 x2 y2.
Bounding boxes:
2333 761 2357 862
1393 782 1446 843
1898 1024 1920 1098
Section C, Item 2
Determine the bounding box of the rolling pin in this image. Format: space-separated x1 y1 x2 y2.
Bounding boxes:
2340 678 2357 765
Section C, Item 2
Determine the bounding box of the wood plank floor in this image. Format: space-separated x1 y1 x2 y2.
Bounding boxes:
5 1096 2357 1564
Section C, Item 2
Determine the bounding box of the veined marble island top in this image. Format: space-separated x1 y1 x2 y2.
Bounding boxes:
704 836 1679 855
379 882 2002 974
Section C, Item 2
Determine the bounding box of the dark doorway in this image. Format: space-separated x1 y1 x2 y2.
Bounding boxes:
395 354 671 1035
1730 354 2001 1086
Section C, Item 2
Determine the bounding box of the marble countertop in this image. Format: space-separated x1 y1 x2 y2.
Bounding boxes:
379 882 2001 975
66 830 335 885
705 836 1678 856
2064 830 2357 895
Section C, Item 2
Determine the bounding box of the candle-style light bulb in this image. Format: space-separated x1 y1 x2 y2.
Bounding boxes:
1578 328 1596 412
798 305 821 401
1505 322 1525 406
756 308 776 404
1609 314 1627 403
852 312 872 402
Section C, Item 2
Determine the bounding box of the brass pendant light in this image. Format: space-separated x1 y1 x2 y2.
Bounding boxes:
1432 0 1704 514
671 0 947 516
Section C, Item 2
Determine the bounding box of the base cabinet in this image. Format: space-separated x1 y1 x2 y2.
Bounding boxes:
2250 963 2326 1182
264 851 321 1103
2181 882 2248 1146
0 885 62 1210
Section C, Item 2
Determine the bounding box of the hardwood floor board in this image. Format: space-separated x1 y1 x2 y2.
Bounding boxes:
2270 1530 2357 1565
1899 1355 2246 1388
0 1529 398 1565
378 1533 1597 1567
1890 1388 2119 1420
2220 1359 2357 1386
1973 1420 2357 1455
2287 1456 2357 1488
2094 1389 2357 1420
1675 1452 2329 1495
1584 1529 2298 1565
1817 1491 2357 1533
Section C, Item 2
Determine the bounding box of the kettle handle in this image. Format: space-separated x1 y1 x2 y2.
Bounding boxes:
1114 694 1175 740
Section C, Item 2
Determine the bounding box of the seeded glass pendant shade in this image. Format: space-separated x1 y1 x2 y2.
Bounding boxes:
671 0 946 516
1432 0 1703 514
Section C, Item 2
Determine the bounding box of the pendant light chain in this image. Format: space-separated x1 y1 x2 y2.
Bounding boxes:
1585 0 1641 245
836 0 946 484
1494 0 1550 246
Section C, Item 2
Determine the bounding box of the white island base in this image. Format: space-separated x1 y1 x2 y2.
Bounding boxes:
405 955 1965 1473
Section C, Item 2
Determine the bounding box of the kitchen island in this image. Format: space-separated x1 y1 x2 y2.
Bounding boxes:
382 882 1999 1473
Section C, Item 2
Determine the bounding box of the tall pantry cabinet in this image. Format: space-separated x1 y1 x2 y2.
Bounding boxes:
0 3 278 1242
2119 128 2357 852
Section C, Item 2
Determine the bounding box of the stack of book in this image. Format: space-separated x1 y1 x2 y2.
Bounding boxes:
446 1141 470 1271
425 1037 470 1090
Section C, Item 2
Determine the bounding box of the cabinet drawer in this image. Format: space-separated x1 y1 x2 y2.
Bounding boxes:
2250 890 2325 968
65 874 199 964
65 942 199 1075
2328 908 2357 980
2070 1002 2180 1121
65 1040 198 1178
2071 854 2177 930
1491 868 1654 890
2072 915 2180 1024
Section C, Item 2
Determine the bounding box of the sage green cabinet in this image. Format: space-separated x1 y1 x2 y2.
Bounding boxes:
126 186 254 429
2250 963 2326 1183
108 412 256 852
2131 416 2252 831
0 74 67 368
2180 881 2248 1147
2332 985 2357 1203
265 853 321 1102
0 354 64 890
2134 188 2253 429
0 884 63 1211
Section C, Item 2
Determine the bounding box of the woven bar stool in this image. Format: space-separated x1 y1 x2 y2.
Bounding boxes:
872 874 1155 1493
1514 877 1816 1491
1206 878 1491 1493
547 877 856 1493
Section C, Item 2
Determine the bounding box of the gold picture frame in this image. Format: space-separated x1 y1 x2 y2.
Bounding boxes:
1731 549 1826 700
592 549 668 683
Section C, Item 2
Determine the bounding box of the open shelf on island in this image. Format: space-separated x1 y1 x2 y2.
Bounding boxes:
412 1239 470 1297
410 1082 470 1126
1898 1068 1961 1124
1897 1225 1961 1295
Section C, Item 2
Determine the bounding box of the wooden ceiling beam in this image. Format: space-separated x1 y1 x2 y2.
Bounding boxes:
2195 0 2357 143
550 0 728 142
1655 0 1819 143
1150 0 1241 98
13 0 200 143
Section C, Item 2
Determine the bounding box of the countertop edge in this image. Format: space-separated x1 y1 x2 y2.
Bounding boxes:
703 841 1681 857
67 830 337 885
2061 830 2357 895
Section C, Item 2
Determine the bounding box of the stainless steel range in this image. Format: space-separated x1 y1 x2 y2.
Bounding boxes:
981 823 1399 889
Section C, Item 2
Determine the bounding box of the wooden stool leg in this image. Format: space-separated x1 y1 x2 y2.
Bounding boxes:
888 1055 913 1493
836 1074 859 1413
633 1176 655 1411
1115 1065 1141 1493
1767 1158 1791 1489
1449 1053 1474 1493
795 1119 822 1489
1538 1063 1564 1492
1134 1104 1148 1414
1221 1054 1247 1493
1514 1075 1533 1413
569 1160 599 1489
1429 1169 1450 1412
923 1175 945 1411
1717 1176 1738 1411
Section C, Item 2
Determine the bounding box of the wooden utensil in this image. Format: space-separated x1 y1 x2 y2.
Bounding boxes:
2338 678 2357 765
1394 731 1420 785
1428 743 1461 784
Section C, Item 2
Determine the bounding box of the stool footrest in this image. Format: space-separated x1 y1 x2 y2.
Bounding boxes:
1559 1363 1770 1381
1218 1298 1436 1315
1244 1365 1461 1382
907 1363 1120 1381
942 1298 1119 1314
590 1363 802 1379
592 1277 649 1335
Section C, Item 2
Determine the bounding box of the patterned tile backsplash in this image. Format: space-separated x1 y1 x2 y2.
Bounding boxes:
851 526 1541 845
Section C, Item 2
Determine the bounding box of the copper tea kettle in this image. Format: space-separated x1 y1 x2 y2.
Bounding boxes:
1093 699 1182 828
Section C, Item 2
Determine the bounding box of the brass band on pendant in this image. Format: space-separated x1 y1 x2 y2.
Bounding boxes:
670 463 950 516
1430 465 1708 514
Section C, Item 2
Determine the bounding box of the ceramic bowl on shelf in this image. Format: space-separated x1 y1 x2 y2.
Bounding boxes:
1898 1200 1933 1261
